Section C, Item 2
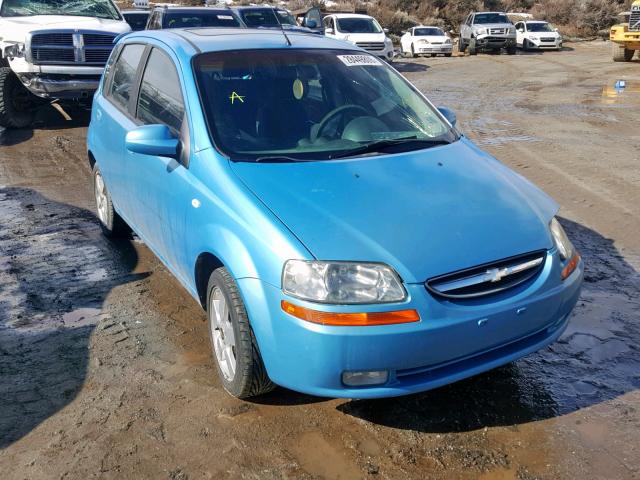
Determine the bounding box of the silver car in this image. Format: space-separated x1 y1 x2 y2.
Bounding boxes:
459 12 516 55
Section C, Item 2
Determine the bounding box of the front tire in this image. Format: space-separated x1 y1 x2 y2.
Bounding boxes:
469 38 477 55
93 164 130 238
0 67 35 128
612 44 634 62
459 38 467 53
207 267 275 399
411 44 417 58
507 44 517 55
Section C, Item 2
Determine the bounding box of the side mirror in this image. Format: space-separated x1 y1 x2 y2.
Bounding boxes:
383 28 389 33
325 27 334 34
125 124 179 157
306 19 317 29
438 107 457 127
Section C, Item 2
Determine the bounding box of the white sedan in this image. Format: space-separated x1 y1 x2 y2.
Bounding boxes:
401 26 453 57
515 21 563 51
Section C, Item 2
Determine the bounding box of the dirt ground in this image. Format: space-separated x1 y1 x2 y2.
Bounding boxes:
1 41 639 480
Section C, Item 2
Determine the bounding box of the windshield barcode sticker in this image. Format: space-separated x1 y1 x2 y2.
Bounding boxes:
337 55 382 67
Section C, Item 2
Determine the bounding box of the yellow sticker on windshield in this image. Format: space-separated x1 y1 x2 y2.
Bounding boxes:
229 91 245 104
292 79 304 100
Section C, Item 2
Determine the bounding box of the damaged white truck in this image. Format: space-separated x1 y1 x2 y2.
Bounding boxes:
0 0 130 128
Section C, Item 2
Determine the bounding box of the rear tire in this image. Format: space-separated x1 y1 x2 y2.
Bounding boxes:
469 38 477 55
612 44 634 62
207 267 275 399
0 67 35 129
93 164 130 238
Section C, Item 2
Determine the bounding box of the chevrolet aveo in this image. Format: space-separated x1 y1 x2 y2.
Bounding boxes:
87 29 583 399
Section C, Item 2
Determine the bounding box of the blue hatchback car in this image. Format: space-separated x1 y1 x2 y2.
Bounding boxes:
87 28 583 399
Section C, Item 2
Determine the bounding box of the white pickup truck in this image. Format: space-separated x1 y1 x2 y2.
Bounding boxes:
0 0 130 128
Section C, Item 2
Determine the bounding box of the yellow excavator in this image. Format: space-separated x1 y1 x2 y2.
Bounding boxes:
610 0 640 61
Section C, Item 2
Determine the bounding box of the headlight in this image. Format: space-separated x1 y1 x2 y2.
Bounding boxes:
4 42 25 59
476 28 487 35
529 35 538 41
419 39 429 44
282 260 406 304
549 217 574 261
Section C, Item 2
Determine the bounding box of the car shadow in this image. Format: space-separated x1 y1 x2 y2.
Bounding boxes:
0 186 147 448
0 102 90 147
257 219 640 432
393 61 430 73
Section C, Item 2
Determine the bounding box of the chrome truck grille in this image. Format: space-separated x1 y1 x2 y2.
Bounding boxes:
489 28 508 34
630 9 640 31
28 30 117 66
426 251 546 299
356 42 385 51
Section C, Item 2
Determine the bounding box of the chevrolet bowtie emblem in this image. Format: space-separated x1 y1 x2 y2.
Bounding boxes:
486 267 508 283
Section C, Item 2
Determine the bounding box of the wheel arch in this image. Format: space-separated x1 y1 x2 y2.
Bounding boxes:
194 251 224 308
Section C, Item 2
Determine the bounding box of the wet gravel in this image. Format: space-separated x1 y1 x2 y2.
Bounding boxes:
1 41 639 479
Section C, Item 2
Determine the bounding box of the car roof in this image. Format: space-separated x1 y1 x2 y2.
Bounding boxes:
525 20 548 23
154 6 231 13
122 10 149 14
413 26 443 30
123 28 357 55
232 6 289 10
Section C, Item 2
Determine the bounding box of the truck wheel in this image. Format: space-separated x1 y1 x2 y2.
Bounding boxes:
459 39 467 53
507 44 517 55
207 267 275 399
93 164 131 238
0 67 35 128
612 44 634 62
522 39 529 51
469 38 477 55
411 44 417 58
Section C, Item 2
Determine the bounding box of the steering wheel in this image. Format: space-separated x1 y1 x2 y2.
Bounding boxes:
311 104 370 142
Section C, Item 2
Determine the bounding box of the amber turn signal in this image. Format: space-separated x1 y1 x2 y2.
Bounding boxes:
561 252 580 280
281 300 420 326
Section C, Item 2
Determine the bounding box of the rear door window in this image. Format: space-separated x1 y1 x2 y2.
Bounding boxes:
107 44 146 112
136 48 185 133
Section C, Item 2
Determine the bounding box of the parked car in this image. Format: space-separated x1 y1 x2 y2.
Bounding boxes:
459 11 516 55
0 0 130 128
231 6 316 34
88 28 583 399
322 13 395 61
146 5 242 30
401 26 453 57
122 9 150 32
515 21 563 51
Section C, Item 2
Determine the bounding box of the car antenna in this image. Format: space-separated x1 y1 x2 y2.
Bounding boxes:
272 6 292 46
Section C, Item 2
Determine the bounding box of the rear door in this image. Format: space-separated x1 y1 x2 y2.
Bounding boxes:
92 42 146 224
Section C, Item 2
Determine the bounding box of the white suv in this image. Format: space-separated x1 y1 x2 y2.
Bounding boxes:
322 13 394 61
0 0 130 128
515 21 563 51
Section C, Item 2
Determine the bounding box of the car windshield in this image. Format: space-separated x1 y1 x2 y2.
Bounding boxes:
336 17 382 33
414 27 444 36
527 22 553 32
474 13 510 24
239 8 296 27
0 0 120 19
123 12 149 31
165 11 240 28
194 49 458 162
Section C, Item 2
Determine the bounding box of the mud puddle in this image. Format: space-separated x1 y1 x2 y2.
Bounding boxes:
599 79 640 105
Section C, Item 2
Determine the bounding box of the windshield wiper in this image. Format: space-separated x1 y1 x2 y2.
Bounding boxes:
254 155 310 163
329 137 451 159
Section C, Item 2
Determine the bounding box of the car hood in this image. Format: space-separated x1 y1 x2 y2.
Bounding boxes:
231 138 557 283
342 32 386 42
476 23 514 29
0 15 130 42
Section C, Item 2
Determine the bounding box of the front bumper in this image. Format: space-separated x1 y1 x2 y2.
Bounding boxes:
16 73 101 98
527 38 563 49
476 35 516 49
238 251 583 398
415 44 453 54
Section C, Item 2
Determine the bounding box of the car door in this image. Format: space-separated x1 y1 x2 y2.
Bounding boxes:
92 43 146 224
515 22 524 45
128 46 191 277
325 16 338 38
401 28 411 53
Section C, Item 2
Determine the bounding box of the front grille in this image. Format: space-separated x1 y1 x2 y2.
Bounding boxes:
630 10 640 31
540 37 556 42
356 42 385 51
84 34 116 46
430 41 443 45
29 30 116 66
33 48 75 63
425 250 546 299
31 33 74 45
489 28 507 34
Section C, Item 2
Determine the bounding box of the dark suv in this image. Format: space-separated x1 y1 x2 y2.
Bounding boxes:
145 6 242 30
